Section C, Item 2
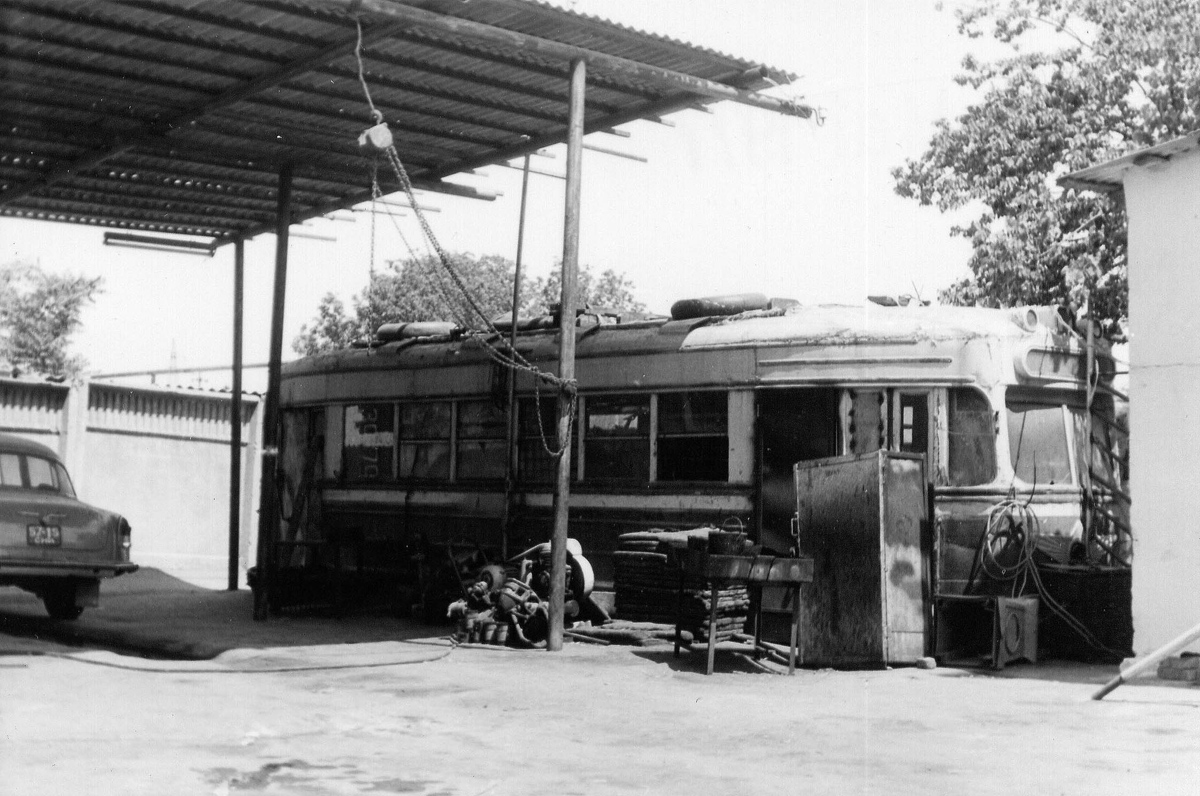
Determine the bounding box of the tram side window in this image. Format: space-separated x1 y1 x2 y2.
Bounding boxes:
518 397 577 483
658 391 728 481
398 402 451 480
947 389 996 486
457 399 507 480
585 395 650 483
344 403 395 481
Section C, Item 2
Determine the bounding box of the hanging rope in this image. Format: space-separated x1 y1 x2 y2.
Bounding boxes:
352 18 576 456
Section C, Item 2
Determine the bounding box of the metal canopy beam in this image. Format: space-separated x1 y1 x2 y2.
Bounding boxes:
227 177 498 244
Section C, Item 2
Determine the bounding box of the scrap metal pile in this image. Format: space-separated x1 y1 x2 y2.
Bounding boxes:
448 539 602 647
614 528 752 644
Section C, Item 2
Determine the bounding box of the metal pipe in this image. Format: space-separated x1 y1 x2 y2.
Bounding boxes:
549 58 586 652
581 142 647 163
494 161 566 181
253 160 293 620
502 154 533 561
1094 621 1200 700
228 238 244 591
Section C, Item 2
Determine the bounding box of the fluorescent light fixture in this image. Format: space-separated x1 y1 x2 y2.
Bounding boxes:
103 232 217 257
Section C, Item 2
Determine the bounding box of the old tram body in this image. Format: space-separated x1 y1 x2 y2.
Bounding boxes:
274 300 1124 630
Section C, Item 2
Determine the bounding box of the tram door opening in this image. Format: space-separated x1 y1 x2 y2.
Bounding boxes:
757 387 933 553
756 387 932 642
758 389 841 553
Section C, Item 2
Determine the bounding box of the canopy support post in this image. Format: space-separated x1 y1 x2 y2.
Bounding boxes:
253 161 293 620
228 238 245 591
502 154 533 561
549 58 586 652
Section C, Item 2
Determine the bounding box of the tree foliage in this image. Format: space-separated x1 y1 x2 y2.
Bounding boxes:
0 260 102 378
525 263 647 317
894 0 1200 337
293 252 646 355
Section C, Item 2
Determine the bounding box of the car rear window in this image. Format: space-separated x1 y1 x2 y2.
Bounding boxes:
0 452 75 496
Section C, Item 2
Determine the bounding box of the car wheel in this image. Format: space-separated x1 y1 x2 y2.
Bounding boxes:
43 588 84 621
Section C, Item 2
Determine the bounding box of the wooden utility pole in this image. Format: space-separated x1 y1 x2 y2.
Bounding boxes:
549 58 586 652
253 161 293 619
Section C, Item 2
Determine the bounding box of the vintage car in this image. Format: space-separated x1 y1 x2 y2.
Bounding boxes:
0 433 136 619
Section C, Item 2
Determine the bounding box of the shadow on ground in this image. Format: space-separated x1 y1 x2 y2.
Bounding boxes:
631 643 798 676
0 567 444 660
1 568 1136 690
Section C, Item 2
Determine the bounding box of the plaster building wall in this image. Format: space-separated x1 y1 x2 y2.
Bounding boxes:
0 378 261 589
1123 149 1200 654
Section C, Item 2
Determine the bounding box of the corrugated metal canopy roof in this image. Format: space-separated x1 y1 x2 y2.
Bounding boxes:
0 0 806 244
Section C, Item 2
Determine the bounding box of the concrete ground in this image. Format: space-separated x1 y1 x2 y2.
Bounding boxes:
1 570 1197 795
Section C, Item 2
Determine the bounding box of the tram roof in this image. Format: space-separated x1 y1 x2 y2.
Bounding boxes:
282 302 1073 377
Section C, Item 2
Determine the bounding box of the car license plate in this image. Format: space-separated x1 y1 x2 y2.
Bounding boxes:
27 525 62 546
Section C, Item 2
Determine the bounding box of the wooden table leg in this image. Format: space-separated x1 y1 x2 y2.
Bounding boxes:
788 584 801 675
753 584 763 660
706 580 719 675
674 566 684 658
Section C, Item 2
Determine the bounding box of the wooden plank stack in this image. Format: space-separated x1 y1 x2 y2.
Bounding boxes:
613 528 750 643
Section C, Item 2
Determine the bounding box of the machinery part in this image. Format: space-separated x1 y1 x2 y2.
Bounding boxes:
496 577 540 616
508 538 583 563
476 564 508 593
568 552 595 599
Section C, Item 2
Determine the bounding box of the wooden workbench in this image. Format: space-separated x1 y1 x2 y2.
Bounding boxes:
673 551 814 675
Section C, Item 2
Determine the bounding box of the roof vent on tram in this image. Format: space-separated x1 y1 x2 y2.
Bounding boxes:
376 321 459 342
669 293 797 321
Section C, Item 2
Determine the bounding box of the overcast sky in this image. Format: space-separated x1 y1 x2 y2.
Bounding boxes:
1 0 993 390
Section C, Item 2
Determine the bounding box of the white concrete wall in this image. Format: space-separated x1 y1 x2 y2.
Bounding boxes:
1124 149 1200 654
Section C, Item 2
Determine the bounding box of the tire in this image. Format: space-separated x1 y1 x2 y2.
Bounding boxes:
43 587 84 621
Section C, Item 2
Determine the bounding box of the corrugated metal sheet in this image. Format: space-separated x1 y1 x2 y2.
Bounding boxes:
0 0 800 243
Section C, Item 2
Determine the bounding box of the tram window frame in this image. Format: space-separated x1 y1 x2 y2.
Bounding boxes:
584 393 651 483
947 387 997 486
398 401 452 481
894 391 931 455
456 398 507 481
517 396 577 484
656 391 729 482
1006 389 1076 487
343 403 397 482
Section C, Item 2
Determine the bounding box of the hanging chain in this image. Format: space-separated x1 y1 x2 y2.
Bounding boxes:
353 18 576 457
